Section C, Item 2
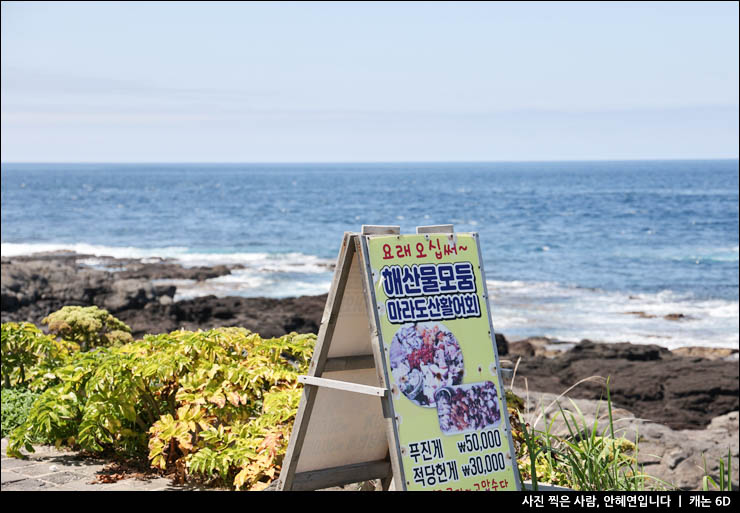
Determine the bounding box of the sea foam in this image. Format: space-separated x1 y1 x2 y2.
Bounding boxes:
487 279 739 350
2 242 737 350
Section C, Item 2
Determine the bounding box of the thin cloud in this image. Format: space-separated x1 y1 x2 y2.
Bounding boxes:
1 66 276 102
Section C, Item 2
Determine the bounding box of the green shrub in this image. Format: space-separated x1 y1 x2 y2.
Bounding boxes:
42 306 133 351
1 322 77 390
8 326 316 491
1 387 42 438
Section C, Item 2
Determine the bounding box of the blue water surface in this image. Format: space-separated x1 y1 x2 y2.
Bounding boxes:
2 160 738 301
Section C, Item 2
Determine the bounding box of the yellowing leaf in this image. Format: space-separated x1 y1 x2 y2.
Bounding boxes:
233 467 250 490
152 454 166 469
209 392 226 409
207 364 221 379
177 435 192 451
227 391 240 407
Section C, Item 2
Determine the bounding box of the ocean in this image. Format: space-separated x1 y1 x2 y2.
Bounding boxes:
1 160 738 349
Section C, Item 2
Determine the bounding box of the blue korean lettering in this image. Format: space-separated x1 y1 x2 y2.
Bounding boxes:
381 265 403 297
419 264 440 294
437 264 456 292
413 297 428 321
454 262 476 292
402 265 422 296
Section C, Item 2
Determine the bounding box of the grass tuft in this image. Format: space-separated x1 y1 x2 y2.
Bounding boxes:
514 375 675 491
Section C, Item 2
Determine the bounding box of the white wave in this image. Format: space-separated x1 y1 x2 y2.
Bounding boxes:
2 241 336 299
167 271 332 301
1 242 333 273
616 245 740 263
487 279 739 350
164 273 269 300
171 251 332 273
1 242 190 260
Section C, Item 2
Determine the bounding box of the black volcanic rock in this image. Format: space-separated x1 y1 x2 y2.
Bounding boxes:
512 338 739 430
495 332 508 356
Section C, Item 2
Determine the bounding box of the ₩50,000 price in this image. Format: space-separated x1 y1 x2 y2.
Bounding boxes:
456 429 503 454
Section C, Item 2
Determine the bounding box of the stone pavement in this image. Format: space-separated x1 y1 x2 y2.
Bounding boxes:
1 437 376 491
0 437 217 491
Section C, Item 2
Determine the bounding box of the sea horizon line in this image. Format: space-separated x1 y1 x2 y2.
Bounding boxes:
2 157 738 166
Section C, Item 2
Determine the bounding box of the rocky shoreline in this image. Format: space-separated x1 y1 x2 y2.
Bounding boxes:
1 251 326 339
2 251 738 435
504 338 738 431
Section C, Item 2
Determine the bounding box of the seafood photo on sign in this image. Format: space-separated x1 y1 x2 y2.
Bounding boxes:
389 322 465 407
435 381 502 435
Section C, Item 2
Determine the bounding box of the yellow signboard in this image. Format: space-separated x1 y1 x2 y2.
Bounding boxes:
366 232 520 491
278 228 521 491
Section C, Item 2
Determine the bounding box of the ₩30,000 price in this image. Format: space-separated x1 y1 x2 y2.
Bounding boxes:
460 452 507 477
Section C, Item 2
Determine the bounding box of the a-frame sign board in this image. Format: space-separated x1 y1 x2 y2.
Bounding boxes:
277 226 521 491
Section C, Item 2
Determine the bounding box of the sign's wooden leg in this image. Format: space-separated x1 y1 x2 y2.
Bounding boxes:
277 233 356 491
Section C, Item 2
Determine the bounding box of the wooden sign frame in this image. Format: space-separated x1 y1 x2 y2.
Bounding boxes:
276 226 521 491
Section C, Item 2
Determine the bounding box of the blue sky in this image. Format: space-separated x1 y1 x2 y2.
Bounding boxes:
1 1 738 162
